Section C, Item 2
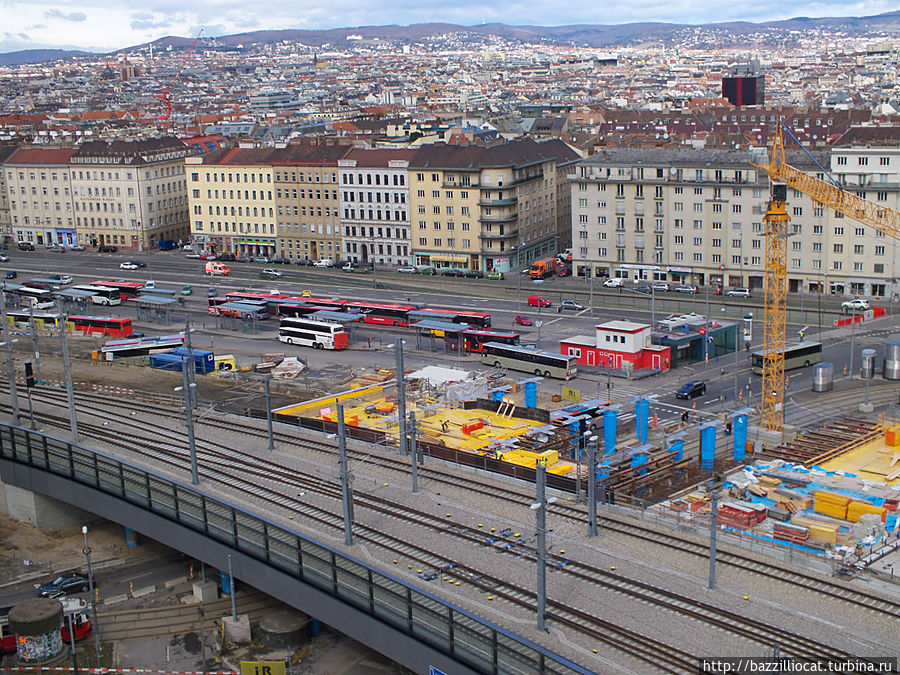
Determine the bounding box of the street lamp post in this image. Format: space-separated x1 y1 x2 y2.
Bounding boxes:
587 435 599 538
531 462 557 632
336 402 354 546
59 304 79 442
82 526 101 665
264 375 275 451
1 290 20 425
391 340 408 455
848 307 857 379
175 359 199 485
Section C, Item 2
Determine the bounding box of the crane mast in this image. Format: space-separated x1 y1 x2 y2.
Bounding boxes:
752 122 900 434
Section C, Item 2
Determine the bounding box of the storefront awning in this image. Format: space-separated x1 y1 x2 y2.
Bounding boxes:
429 254 469 263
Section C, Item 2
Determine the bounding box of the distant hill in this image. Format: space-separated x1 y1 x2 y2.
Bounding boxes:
0 48 93 66
2 11 900 64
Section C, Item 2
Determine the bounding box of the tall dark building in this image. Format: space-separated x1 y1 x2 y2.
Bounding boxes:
722 62 765 106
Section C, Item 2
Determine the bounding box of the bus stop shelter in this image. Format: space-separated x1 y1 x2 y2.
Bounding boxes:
214 302 268 333
408 320 466 353
134 295 179 325
53 288 96 314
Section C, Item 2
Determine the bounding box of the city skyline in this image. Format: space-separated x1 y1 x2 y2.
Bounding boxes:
1 2 898 54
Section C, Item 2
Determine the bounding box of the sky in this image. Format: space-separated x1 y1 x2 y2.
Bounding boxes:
0 0 897 54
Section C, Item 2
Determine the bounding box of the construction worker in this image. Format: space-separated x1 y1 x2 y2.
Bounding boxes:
681 410 690 423
441 419 449 433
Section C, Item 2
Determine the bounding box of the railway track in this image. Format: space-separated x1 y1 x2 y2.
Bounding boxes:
19 386 900 621
5 391 893 672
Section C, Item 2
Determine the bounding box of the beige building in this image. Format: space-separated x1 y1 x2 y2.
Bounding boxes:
4 147 77 246
187 147 277 257
408 138 579 273
72 138 193 250
568 143 900 298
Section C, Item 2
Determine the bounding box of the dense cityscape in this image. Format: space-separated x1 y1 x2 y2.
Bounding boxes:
1 12 900 675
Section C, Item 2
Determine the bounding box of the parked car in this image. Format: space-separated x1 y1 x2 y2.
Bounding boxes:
633 284 651 294
36 572 94 598
487 270 505 280
463 270 484 279
294 258 313 266
47 244 65 253
69 244 85 251
5 271 16 279
0 254 8 263
207 287 218 297
342 262 369 273
47 274 73 286
185 253 202 259
396 265 419 274
841 298 869 312
419 266 436 276
675 381 707 400
270 257 290 265
603 278 624 288
675 285 697 294
217 253 236 262
260 268 283 279
17 242 35 251
652 282 670 292
200 254 218 261
313 259 334 268
527 295 551 307
181 285 193 296
235 256 251 263
254 256 270 264
726 288 751 297
514 314 533 326
441 268 462 277
560 299 585 311
97 245 118 253
119 262 139 270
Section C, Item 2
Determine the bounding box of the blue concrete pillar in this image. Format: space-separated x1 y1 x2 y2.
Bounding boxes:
524 382 537 408
597 461 611 483
569 421 581 461
733 413 748 462
124 527 139 548
310 619 322 636
492 390 505 402
631 453 648 476
668 439 684 462
636 399 649 444
603 409 617 455
700 423 717 471
220 571 231 594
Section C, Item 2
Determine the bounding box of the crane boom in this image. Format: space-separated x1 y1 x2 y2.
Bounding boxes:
751 122 900 434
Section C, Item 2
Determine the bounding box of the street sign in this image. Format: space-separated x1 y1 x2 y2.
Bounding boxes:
240 661 286 675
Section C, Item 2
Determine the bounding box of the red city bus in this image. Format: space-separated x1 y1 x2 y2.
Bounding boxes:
90 280 144 299
409 308 492 329
68 315 133 338
345 301 417 326
461 329 520 353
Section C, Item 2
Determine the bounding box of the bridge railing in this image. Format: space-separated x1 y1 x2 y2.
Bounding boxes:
0 423 593 675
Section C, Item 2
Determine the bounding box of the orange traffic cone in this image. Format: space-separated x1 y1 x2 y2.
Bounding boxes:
652 413 658 428
692 401 696 411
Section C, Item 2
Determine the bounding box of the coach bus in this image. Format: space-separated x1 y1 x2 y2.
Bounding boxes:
208 297 269 317
750 341 823 375
90 280 144 299
408 308 492 329
6 311 62 330
481 342 577 380
461 329 520 354
8 286 56 310
72 285 121 306
101 334 185 359
278 317 349 350
69 315 133 338
346 301 417 326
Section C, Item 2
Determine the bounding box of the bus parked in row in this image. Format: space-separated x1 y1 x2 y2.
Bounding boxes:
90 280 144 299
69 315 133 338
278 317 348 350
72 285 121 306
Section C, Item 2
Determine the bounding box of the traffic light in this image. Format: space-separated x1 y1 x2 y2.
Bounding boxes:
24 361 35 388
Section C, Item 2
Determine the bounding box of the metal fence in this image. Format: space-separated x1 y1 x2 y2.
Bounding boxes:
0 423 593 675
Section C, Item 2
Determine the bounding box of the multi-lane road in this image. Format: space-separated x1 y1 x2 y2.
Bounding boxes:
4 247 897 429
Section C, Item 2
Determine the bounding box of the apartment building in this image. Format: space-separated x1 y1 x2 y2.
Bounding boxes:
71 137 193 250
338 148 415 267
408 138 579 273
0 145 16 243
273 143 350 264
4 147 77 246
187 147 278 257
569 145 900 298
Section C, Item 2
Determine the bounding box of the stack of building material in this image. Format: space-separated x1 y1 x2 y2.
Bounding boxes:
716 501 768 529
814 491 851 520
769 488 813 513
792 515 839 546
847 500 887 523
767 506 791 522
773 522 809 544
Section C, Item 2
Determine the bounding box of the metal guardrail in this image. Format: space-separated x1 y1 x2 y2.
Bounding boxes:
0 423 593 675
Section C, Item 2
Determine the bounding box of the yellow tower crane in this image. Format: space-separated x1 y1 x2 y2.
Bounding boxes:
752 123 900 432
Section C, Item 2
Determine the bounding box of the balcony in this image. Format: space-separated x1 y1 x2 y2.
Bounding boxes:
479 212 518 223
442 180 479 189
478 197 518 206
480 228 519 240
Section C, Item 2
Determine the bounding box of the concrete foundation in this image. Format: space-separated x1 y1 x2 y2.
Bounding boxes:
0 482 98 531
222 614 251 644
192 581 218 602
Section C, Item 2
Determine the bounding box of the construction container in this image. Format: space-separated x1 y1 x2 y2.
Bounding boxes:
884 336 900 380
812 363 834 392
860 349 876 379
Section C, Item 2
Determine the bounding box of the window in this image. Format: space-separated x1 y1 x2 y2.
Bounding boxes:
874 263 884 273
792 206 802 216
858 157 868 166
834 226 843 235
712 238 721 247
833 244 843 253
812 260 821 269
853 262 863 272
854 245 864 255
875 245 885 255
837 156 847 166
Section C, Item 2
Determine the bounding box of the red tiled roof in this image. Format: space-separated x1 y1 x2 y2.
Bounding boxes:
5 147 77 165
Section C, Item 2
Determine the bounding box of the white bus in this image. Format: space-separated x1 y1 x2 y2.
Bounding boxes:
750 341 823 375
278 317 349 350
72 285 122 306
481 342 578 380
10 286 57 310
